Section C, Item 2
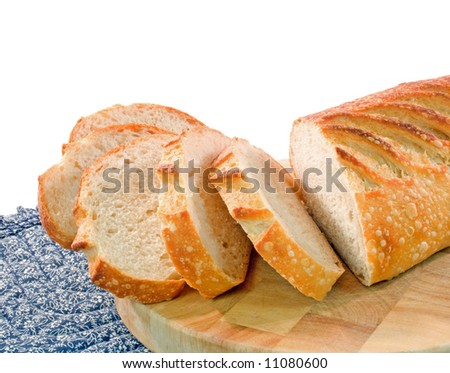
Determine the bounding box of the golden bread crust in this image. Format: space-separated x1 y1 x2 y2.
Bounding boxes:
292 75 450 284
38 173 74 249
86 251 185 304
160 210 246 299
69 103 205 143
212 141 344 300
157 134 252 299
255 220 343 301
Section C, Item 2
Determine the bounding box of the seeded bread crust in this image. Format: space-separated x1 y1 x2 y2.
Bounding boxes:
290 75 450 285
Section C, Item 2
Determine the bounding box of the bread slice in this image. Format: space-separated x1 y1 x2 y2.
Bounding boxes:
38 125 169 249
157 127 253 299
68 103 204 144
210 138 344 300
290 75 450 286
72 134 185 303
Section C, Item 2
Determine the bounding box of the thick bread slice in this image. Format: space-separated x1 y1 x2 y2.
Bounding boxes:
69 103 205 143
210 138 344 300
157 127 253 299
290 75 450 286
72 134 185 303
38 125 169 249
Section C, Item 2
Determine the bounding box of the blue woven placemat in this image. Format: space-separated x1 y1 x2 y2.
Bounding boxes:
0 207 148 352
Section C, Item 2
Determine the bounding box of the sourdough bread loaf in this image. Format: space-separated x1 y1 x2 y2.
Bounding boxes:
290 75 450 285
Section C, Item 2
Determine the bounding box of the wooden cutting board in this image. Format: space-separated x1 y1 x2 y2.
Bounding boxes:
116 248 450 352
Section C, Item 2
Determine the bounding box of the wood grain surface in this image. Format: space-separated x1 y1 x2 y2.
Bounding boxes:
116 248 450 352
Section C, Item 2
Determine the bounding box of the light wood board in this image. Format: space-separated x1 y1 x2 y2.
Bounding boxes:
116 248 450 352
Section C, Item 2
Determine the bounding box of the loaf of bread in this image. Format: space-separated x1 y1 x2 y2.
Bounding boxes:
68 103 205 144
211 138 344 300
290 75 450 285
38 125 168 249
72 134 185 303
157 127 253 299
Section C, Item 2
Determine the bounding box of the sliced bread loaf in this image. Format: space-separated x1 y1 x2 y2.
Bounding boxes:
38 125 168 249
211 138 344 300
68 103 205 143
157 127 253 299
290 75 450 286
72 134 185 303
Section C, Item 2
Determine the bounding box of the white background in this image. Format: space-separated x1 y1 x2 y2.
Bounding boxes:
0 0 449 215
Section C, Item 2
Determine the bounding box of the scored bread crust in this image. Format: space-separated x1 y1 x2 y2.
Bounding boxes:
211 140 344 301
302 75 450 121
72 134 185 304
290 75 450 285
38 124 169 249
68 103 205 144
157 128 253 299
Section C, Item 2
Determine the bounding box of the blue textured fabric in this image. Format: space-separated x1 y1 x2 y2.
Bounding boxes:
0 207 149 353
